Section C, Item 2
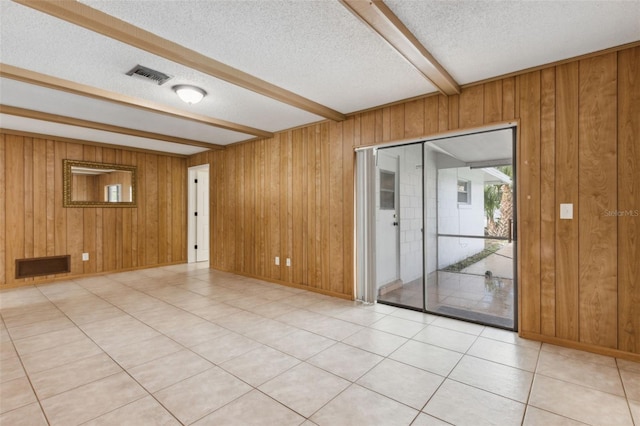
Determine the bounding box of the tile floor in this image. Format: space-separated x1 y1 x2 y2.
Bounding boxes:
1 263 638 425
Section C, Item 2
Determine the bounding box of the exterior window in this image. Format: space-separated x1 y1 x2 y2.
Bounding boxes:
380 170 395 210
457 179 471 204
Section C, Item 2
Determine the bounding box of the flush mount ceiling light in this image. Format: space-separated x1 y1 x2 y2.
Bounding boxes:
173 85 207 104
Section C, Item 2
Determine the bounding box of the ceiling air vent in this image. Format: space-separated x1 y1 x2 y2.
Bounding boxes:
126 64 172 85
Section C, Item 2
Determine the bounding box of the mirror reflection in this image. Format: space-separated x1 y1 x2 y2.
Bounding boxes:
63 160 136 207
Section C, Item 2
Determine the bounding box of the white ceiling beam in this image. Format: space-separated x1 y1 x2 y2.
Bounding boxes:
340 0 460 96
0 64 273 140
0 105 224 150
13 0 347 122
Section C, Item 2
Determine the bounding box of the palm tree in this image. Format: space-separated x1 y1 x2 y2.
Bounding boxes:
484 184 501 236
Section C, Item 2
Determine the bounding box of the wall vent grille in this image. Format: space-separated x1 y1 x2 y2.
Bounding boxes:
126 64 172 85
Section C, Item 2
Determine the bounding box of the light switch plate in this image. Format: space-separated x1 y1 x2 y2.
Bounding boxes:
560 203 573 219
82 252 89 261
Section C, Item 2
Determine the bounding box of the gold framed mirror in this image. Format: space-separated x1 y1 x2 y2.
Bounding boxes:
63 159 137 207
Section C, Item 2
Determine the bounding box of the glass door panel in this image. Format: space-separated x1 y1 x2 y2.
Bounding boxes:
375 144 424 310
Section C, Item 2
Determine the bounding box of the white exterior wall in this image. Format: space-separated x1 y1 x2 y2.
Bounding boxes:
397 144 423 284
437 167 485 269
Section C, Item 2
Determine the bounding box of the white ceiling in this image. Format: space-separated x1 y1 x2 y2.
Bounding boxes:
1 0 638 156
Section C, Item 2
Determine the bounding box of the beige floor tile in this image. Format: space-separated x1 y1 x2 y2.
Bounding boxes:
413 325 478 353
480 327 541 350
311 384 418 426
0 355 25 383
389 309 437 324
20 338 103 374
7 317 75 341
424 379 525 426
430 316 485 335
389 340 462 376
410 413 451 425
193 389 305 426
154 367 252 424
522 406 588 425
12 327 87 355
251 302 297 319
630 400 640 425
191 331 262 364
80 315 160 351
369 315 426 338
467 337 539 372
342 328 407 357
214 311 266 334
309 343 383 382
64 305 125 325
541 343 617 368
618 358 640 374
190 303 243 321
332 308 386 326
132 306 204 333
529 375 633 426
0 377 36 414
220 345 300 386
537 350 624 396
0 402 48 426
30 353 122 399
40 371 147 426
302 316 364 341
105 335 183 370
259 363 350 417
357 359 443 410
268 329 335 360
2 307 64 329
0 341 18 361
164 320 229 347
128 349 213 393
620 369 640 401
83 395 179 426
449 355 534 403
242 319 298 346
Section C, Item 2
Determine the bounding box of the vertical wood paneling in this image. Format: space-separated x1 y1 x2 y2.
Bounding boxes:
459 85 484 128
1 135 187 287
424 96 439 135
578 53 618 349
0 135 5 284
5 136 24 282
23 138 34 265
404 100 424 138
329 121 344 293
555 62 580 340
483 80 503 123
66 143 84 275
342 118 355 296
540 68 557 336
502 78 516 120
617 47 640 353
518 71 542 334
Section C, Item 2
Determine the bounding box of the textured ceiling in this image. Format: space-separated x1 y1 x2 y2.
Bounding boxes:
1 0 638 156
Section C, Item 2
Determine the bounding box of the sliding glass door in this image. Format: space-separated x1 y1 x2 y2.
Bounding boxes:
357 126 517 330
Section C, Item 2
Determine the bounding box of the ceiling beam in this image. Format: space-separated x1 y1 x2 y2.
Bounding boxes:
0 64 274 140
0 105 224 150
13 0 347 122
340 0 460 96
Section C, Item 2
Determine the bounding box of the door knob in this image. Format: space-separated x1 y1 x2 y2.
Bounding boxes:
393 221 399 226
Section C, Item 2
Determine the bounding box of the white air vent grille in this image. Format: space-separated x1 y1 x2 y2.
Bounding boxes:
126 64 172 85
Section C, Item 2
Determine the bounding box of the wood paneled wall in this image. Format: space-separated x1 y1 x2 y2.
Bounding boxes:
194 45 639 357
0 135 188 287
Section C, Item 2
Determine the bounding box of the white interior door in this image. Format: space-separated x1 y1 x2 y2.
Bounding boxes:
375 152 400 288
188 165 210 263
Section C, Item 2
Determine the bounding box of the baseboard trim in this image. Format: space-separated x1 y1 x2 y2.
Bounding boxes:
519 331 640 362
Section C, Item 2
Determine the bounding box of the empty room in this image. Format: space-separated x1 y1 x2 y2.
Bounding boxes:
1 1 639 425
